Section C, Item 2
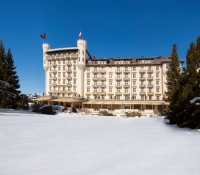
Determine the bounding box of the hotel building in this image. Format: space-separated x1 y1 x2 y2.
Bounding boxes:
37 39 183 113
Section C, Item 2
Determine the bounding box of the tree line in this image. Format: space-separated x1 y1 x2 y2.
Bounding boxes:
165 36 200 129
0 39 28 109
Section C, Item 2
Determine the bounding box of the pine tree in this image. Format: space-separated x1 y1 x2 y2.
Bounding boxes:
164 44 181 124
3 48 21 108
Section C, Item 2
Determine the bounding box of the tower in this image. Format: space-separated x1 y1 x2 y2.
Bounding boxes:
42 43 50 95
77 39 87 97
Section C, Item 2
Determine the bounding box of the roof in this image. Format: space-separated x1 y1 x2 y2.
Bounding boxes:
46 47 78 53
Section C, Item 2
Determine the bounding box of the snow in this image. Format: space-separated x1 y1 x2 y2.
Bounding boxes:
0 109 200 175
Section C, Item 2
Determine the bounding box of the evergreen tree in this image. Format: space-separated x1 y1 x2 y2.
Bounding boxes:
164 44 181 124
3 48 21 108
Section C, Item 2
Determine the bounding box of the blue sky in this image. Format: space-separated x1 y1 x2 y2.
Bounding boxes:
1 0 200 94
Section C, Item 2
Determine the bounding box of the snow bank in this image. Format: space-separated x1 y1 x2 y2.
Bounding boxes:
0 110 200 175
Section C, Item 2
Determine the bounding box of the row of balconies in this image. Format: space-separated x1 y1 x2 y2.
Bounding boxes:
91 77 154 81
91 84 154 88
90 92 155 96
46 54 78 60
91 69 154 74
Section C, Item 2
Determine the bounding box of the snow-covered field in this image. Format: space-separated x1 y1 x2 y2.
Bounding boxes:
0 109 200 175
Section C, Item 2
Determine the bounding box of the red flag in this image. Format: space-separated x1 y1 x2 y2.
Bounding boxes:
40 34 46 39
79 31 82 38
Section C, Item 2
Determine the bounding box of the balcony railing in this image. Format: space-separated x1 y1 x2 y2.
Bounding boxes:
147 77 153 80
147 92 154 96
147 69 154 73
92 92 99 95
66 62 72 66
92 70 99 74
52 64 57 67
100 84 106 88
115 70 122 74
92 84 99 88
139 69 146 73
123 77 130 81
115 77 122 81
123 92 130 95
115 92 122 96
115 84 122 88
92 77 99 81
139 77 146 80
140 92 146 95
66 83 72 87
123 70 130 73
139 84 146 88
66 76 72 80
99 70 106 74
123 84 130 88
99 92 106 96
147 84 153 88
51 70 57 73
100 77 106 81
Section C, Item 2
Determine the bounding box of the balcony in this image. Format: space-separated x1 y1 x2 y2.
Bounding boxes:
115 70 122 74
52 83 57 86
71 54 78 59
139 84 146 88
51 77 57 80
139 77 146 81
147 69 154 73
147 84 154 88
100 84 106 88
140 92 146 95
66 62 72 66
92 84 99 88
147 92 154 96
139 70 146 74
66 76 72 80
147 76 153 80
100 77 106 81
123 77 130 81
66 83 72 87
66 55 71 59
99 70 106 74
92 92 99 95
66 91 72 94
123 92 130 95
66 69 72 73
99 92 106 96
115 92 122 96
46 56 52 60
92 70 99 74
123 84 130 88
52 63 57 67
115 77 122 81
51 70 57 73
92 77 99 81
123 70 130 74
115 84 122 88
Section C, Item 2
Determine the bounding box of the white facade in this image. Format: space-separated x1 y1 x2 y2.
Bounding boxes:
42 39 183 108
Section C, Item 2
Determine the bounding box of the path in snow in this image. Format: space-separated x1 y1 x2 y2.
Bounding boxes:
0 109 200 175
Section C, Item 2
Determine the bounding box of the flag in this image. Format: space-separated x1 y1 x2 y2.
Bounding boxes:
79 31 82 38
40 34 46 39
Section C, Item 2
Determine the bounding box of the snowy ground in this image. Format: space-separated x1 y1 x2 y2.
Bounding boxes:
0 109 200 175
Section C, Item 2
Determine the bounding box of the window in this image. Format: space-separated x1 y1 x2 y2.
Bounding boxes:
101 96 105 100
58 80 61 84
125 96 129 100
156 73 159 78
125 88 128 93
117 67 120 71
50 86 51 90
94 75 98 78
109 88 112 92
87 88 90 92
63 67 65 71
87 74 90 78
58 61 61 64
132 81 136 85
148 81 152 85
141 88 144 92
87 81 90 85
117 89 120 93
117 96 120 100
132 95 136 100
156 96 160 100
133 88 136 92
148 89 152 93
50 67 52 71
63 80 65 84
74 80 76 84
49 61 52 65
82 58 84 62
94 81 97 85
109 67 112 71
58 73 61 77
117 82 120 86
49 80 52 84
58 67 61 71
73 88 76 91
109 81 112 85
156 88 159 92
156 66 159 70
125 67 128 71
63 60 65 64
156 81 159 85
73 74 76 77
73 60 76 64
63 73 65 77
166 64 169 69
109 74 112 78
132 67 136 71
125 81 128 85
117 75 120 78
133 74 136 78
141 81 144 85
148 74 151 78
148 66 151 70
87 96 90 100
141 96 145 100
87 67 90 71
82 50 84 55
94 96 98 99
101 88 105 92
73 66 76 70
125 74 128 78
50 73 52 78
